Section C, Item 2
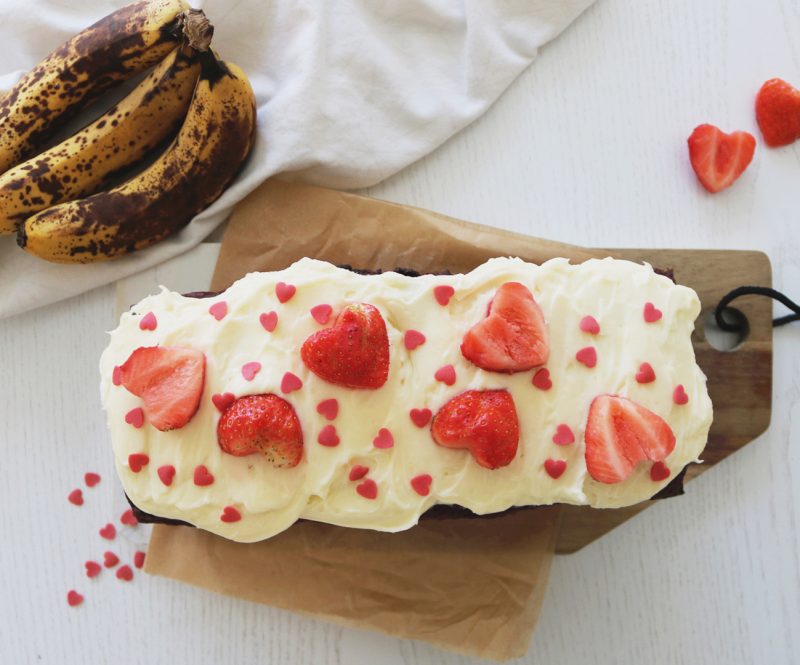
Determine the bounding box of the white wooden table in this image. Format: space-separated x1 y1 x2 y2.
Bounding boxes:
2 0 799 663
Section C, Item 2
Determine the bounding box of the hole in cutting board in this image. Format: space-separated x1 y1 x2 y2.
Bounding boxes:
703 307 749 351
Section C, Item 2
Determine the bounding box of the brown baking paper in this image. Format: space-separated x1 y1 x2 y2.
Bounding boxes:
146 179 604 660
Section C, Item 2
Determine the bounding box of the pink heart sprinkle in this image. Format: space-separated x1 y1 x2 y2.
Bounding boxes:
220 506 241 523
128 453 149 473
532 368 552 391
193 465 214 487
575 346 597 368
212 392 236 412
544 459 567 479
133 551 146 570
410 474 432 497
112 366 122 386
409 408 432 428
281 371 303 393
373 427 394 449
644 302 663 323
125 407 144 428
85 561 101 578
120 509 138 527
157 465 176 486
116 565 133 582
552 424 575 446
68 489 83 506
433 285 455 306
317 425 340 447
310 304 333 324
259 311 278 332
349 465 369 481
67 590 83 607
275 282 296 303
579 315 600 335
208 301 228 321
650 461 671 481
404 330 426 350
356 478 378 500
316 398 339 420
241 361 261 381
636 362 656 384
673 384 689 405
434 364 456 385
139 311 157 331
84 472 101 488
103 551 119 568
99 523 116 540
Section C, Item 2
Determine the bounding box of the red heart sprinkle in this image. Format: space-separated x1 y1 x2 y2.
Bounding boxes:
316 398 339 420
275 282 296 303
673 385 689 405
532 368 552 391
373 427 394 449
212 392 236 412
241 361 261 381
139 311 157 331
410 474 432 496
120 509 138 527
85 561 101 578
99 523 116 540
125 407 144 428
410 408 432 428
68 489 83 506
575 346 597 368
636 362 656 384
220 506 241 523
259 311 278 332
643 302 662 323
433 285 455 306
317 425 340 447
134 551 146 569
310 304 333 324
552 424 575 446
434 364 456 385
356 478 378 499
544 458 567 479
650 461 671 481
128 453 149 473
193 465 214 486
103 551 119 568
281 371 303 393
579 315 600 335
67 590 83 607
116 565 133 582
208 301 228 321
112 366 122 386
349 465 369 481
404 330 426 350
157 465 176 486
84 472 101 487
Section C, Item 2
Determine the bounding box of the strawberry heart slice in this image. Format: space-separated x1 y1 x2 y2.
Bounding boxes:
673 385 689 405
116 565 133 581
643 302 662 323
275 282 296 303
461 282 549 373
157 464 176 486
128 453 149 473
67 590 83 607
316 398 339 420
133 551 146 569
356 478 378 499
103 551 119 568
372 427 394 449
120 509 138 526
635 362 656 384
404 329 426 350
99 523 116 540
532 368 552 391
552 424 575 446
220 506 242 523
68 489 83 506
193 465 214 486
575 346 597 368
310 304 333 324
434 364 456 386
208 301 228 321
410 473 432 496
241 361 261 381
281 371 303 393
85 561 101 578
349 465 369 481
650 461 671 482
585 394 676 484
260 311 278 332
301 303 389 389
212 392 236 413
409 408 432 428
431 389 519 469
84 472 101 487
544 458 567 479
688 124 755 193
139 311 157 331
756 78 800 147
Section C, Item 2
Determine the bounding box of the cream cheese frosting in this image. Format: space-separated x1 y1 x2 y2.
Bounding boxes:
100 257 713 542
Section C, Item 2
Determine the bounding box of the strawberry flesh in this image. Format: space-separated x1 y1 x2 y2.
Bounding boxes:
755 78 800 147
687 124 756 193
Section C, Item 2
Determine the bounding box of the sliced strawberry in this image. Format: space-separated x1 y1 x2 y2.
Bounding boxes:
431 390 519 469
119 346 205 431
217 394 303 468
687 124 756 193
301 303 389 389
461 282 549 373
755 78 800 147
584 394 676 484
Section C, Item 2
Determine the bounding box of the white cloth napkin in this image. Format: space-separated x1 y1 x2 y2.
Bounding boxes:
0 0 593 318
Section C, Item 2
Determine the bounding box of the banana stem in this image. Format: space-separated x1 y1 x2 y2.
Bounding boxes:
180 9 213 54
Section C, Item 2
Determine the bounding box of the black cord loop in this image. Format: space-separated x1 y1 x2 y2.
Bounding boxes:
715 286 800 332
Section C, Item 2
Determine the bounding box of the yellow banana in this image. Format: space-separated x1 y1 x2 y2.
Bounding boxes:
0 0 189 175
19 52 256 263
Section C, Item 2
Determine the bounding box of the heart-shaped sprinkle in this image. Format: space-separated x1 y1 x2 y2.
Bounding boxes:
636 362 656 384
433 285 455 306
316 398 339 420
650 461 671 481
67 590 83 607
112 366 122 386
120 509 138 527
317 425 340 447
281 371 303 393
579 315 600 335
310 304 333 324
220 506 241 523
349 465 369 481
275 282 296 303
99 523 116 540
404 330 426 350
356 478 378 499
116 565 133 582
544 458 567 479
410 474 432 496
409 408 432 428
84 472 101 488
575 346 597 368
209 301 228 321
68 489 83 506
85 561 101 578
259 311 278 332
139 311 157 331
673 384 689 405
133 551 146 569
552 424 575 446
532 368 552 391
157 465 176 486
193 465 214 486
212 392 236 412
373 427 394 449
103 551 119 568
128 453 149 473
434 364 456 386
643 302 662 323
125 407 144 428
241 361 261 381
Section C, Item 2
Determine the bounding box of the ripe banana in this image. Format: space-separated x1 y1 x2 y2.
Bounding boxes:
19 52 256 263
0 0 189 175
